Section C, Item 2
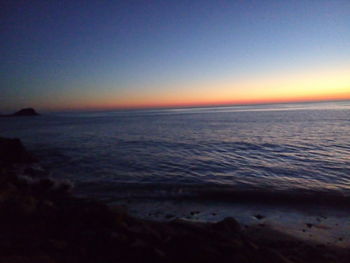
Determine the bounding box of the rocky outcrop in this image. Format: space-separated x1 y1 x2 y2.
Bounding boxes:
0 137 37 165
13 108 39 116
0 108 39 117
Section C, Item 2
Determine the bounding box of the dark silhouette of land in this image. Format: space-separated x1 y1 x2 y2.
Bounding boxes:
0 108 39 117
0 137 37 164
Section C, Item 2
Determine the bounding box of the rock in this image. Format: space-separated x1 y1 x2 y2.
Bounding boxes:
0 108 39 117
212 217 241 232
254 214 265 220
12 108 39 116
0 137 37 164
190 210 200 215
165 214 175 219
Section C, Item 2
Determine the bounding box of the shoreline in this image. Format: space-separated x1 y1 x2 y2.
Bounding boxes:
0 137 349 262
111 197 350 247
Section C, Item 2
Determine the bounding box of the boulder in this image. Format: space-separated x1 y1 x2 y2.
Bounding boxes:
212 217 241 232
0 137 37 164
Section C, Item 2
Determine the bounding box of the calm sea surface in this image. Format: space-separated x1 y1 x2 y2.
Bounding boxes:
1 101 350 202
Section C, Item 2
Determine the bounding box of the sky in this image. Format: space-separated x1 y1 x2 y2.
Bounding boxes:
1 0 350 111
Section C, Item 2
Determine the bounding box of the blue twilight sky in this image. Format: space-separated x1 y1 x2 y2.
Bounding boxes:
1 0 350 111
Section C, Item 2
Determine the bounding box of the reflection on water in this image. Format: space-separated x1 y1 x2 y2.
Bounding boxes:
1 101 350 201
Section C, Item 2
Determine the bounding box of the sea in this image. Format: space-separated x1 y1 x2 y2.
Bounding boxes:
2 100 350 244
1 101 350 203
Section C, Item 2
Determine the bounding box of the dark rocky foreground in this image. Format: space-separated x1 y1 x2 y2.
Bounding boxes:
0 137 349 263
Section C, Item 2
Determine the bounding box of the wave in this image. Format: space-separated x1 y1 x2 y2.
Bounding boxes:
74 182 350 208
4 104 349 208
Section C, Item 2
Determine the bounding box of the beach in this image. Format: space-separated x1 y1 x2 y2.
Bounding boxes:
0 136 349 262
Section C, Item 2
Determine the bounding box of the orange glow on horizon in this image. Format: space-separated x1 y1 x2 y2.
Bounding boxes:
44 90 350 111
36 66 350 111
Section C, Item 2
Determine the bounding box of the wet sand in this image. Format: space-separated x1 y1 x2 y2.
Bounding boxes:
111 198 350 248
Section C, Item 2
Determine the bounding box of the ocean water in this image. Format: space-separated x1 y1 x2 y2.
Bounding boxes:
1 101 350 204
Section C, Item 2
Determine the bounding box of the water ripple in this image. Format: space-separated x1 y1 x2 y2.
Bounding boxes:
1 102 350 200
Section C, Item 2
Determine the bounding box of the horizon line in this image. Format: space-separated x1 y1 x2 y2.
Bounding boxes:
23 97 350 113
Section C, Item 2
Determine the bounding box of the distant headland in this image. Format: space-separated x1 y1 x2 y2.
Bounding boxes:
0 108 39 117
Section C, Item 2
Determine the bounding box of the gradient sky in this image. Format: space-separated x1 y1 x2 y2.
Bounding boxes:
1 0 350 111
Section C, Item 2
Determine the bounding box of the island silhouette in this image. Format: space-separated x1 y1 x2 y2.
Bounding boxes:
0 108 39 117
